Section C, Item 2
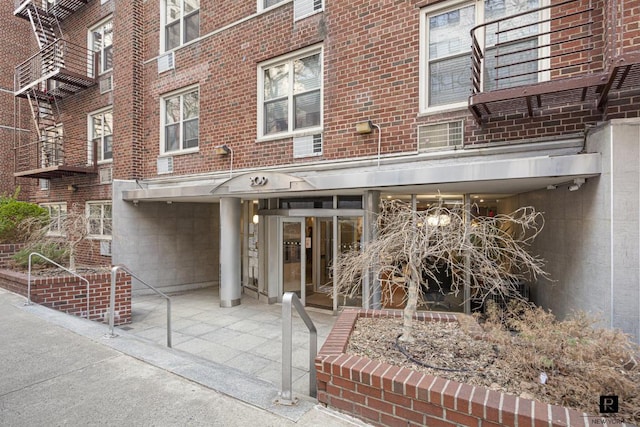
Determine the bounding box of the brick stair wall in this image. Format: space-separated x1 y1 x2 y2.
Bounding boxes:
0 268 131 325
316 309 598 427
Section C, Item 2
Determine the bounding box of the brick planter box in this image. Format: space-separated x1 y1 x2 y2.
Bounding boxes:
0 268 131 325
315 309 597 427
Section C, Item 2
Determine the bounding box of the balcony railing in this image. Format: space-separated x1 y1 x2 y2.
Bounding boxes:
15 39 96 98
468 0 609 123
14 136 97 180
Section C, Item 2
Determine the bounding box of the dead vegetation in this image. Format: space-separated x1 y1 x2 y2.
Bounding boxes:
347 303 640 422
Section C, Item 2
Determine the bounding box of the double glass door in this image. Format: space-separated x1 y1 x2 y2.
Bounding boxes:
280 216 361 309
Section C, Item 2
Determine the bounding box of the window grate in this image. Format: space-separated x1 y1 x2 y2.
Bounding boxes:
417 120 463 150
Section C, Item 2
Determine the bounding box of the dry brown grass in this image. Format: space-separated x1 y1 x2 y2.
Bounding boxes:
347 304 640 422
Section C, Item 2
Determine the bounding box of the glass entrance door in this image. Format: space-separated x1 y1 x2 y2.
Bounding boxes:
281 218 305 304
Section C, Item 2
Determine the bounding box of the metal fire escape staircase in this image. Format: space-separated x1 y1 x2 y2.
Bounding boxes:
13 0 96 179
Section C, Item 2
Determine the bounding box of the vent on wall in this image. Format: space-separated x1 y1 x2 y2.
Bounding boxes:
100 240 112 256
293 134 322 158
99 167 113 184
157 52 175 74
99 75 113 93
157 156 174 174
417 120 463 150
294 0 323 20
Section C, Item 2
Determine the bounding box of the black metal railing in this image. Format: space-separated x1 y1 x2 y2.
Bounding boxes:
15 39 96 96
14 0 88 21
470 0 596 95
14 136 97 176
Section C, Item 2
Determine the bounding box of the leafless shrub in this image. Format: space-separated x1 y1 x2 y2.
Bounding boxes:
333 200 548 342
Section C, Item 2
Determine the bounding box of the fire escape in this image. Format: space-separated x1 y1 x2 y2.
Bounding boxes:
13 0 96 180
468 0 640 124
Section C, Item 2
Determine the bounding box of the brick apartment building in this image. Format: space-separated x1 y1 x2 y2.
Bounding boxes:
2 0 639 341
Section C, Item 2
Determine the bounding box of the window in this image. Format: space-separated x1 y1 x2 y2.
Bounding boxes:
42 203 67 236
87 202 112 239
164 0 200 51
259 48 322 138
89 18 113 75
421 0 541 112
161 86 199 153
260 0 285 10
89 108 113 163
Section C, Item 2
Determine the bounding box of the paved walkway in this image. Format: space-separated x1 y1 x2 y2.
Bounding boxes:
127 287 337 397
0 288 367 426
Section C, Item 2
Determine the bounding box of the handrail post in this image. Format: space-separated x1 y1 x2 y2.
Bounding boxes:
25 252 90 318
107 265 172 348
275 292 318 406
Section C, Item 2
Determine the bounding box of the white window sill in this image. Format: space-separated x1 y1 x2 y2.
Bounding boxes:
159 147 199 157
256 127 323 143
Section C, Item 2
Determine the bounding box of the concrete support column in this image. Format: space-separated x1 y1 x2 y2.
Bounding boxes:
363 190 381 309
220 197 241 307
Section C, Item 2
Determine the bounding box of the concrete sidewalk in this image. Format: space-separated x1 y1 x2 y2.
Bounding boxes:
0 288 365 426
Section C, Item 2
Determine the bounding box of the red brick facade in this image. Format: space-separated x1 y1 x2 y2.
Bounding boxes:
0 268 131 325
316 309 593 427
2 0 639 234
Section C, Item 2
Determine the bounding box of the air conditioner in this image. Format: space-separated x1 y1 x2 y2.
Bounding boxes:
157 156 174 174
99 75 113 93
99 167 113 184
294 0 323 20
100 240 112 256
157 51 175 74
293 134 322 158
417 120 463 150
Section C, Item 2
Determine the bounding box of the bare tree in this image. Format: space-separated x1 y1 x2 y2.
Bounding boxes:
333 200 548 342
62 203 91 272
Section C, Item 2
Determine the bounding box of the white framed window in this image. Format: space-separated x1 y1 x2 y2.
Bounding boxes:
162 0 200 51
42 202 67 236
161 86 199 154
86 201 112 239
259 0 287 11
258 46 323 139
89 17 113 75
88 107 113 163
420 0 544 113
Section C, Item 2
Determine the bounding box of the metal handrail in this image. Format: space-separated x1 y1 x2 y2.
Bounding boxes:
275 292 317 406
26 252 91 319
108 265 172 348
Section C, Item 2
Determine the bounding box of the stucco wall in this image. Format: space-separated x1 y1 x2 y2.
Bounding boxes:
112 180 219 293
520 121 639 342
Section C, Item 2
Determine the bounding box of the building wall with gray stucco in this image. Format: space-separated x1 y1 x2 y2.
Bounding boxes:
519 121 639 342
112 180 219 293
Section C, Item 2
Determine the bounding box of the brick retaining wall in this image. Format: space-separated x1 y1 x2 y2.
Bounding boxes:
0 243 24 268
316 309 597 427
0 268 131 325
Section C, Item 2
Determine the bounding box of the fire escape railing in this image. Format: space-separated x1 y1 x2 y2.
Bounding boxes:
470 0 596 96
14 39 96 97
14 137 98 178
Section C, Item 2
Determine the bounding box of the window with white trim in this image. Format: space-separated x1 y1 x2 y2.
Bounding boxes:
89 108 113 163
163 0 200 51
89 17 113 75
86 201 112 239
41 202 67 236
161 86 199 153
420 0 542 112
258 48 322 138
260 0 285 10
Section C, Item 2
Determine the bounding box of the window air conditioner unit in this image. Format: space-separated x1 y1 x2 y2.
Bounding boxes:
99 75 113 93
99 167 113 184
157 51 175 74
157 156 174 174
417 120 463 150
100 240 112 256
293 134 322 158
294 0 323 20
